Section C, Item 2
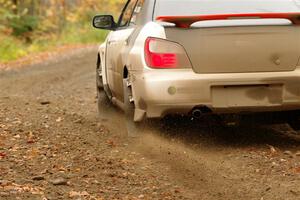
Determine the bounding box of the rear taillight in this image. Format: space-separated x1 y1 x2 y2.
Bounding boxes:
144 37 191 69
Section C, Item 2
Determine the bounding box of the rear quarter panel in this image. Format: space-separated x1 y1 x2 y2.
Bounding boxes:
126 22 167 71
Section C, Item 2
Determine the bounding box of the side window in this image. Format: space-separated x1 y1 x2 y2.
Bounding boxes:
130 0 145 25
119 0 138 27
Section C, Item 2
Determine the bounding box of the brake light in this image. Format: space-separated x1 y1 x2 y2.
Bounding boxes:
157 12 300 28
144 37 191 69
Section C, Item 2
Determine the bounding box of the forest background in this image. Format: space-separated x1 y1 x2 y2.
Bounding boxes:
0 0 123 62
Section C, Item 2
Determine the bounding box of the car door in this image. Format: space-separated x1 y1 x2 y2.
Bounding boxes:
105 0 139 100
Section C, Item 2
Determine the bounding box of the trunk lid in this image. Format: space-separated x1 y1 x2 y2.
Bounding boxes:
164 24 300 73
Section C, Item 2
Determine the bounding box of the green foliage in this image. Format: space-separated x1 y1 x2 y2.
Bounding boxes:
0 36 26 61
9 15 39 36
0 28 107 62
0 7 15 21
0 2 14 29
0 0 123 62
59 25 108 45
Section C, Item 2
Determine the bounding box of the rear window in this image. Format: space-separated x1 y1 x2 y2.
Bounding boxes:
154 0 300 17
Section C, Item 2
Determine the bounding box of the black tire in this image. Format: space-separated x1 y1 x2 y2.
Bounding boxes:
96 59 112 119
288 120 300 131
287 112 300 131
123 78 143 137
97 85 114 120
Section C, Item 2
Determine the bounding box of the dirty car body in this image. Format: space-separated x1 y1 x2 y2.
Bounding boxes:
94 0 300 125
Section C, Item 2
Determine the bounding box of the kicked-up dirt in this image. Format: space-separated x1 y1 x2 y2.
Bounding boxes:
1 47 300 200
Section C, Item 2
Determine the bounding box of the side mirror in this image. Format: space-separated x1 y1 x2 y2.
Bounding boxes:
92 15 117 30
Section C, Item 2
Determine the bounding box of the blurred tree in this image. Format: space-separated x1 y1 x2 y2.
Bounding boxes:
1 0 126 41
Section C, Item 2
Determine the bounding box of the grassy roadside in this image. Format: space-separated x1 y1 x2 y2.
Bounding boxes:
0 0 122 64
0 26 107 63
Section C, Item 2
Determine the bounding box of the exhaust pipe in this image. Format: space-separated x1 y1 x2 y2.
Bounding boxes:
191 106 212 119
192 109 202 119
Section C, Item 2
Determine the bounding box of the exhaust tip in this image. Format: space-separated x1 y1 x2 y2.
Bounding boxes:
192 109 202 118
191 106 212 119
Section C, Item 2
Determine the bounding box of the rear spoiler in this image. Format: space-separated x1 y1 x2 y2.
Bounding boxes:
156 13 300 28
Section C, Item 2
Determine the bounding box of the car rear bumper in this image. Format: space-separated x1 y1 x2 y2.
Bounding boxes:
131 68 300 118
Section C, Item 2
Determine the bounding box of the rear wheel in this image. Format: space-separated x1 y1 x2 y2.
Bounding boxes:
123 78 144 137
287 112 300 132
288 120 300 131
97 88 112 118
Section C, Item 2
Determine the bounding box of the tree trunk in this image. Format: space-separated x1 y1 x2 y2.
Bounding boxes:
12 0 18 14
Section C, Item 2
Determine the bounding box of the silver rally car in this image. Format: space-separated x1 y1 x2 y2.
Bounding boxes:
93 0 300 132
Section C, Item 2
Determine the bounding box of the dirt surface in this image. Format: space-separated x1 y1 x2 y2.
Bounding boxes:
0 45 96 71
1 48 300 200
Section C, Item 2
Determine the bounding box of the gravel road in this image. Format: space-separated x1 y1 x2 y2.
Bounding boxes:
1 48 300 200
